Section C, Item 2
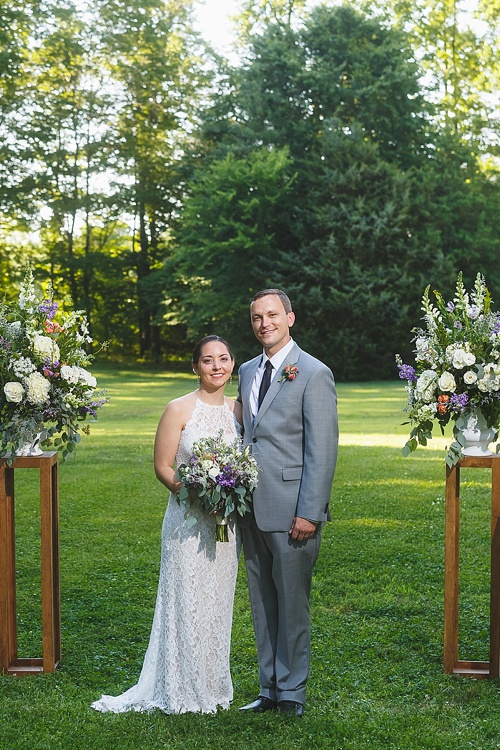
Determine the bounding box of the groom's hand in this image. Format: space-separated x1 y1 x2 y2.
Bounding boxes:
289 516 317 541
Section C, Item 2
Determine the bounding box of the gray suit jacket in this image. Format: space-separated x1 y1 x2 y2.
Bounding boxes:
238 343 338 532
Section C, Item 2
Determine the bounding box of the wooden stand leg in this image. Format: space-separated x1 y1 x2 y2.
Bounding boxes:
444 455 500 678
40 459 61 672
0 464 17 672
444 463 460 674
0 453 60 675
489 459 500 678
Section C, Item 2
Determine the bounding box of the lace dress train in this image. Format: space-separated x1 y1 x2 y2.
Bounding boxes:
91 399 240 714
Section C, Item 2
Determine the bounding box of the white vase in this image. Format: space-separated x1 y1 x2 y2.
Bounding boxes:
17 433 44 456
456 408 498 457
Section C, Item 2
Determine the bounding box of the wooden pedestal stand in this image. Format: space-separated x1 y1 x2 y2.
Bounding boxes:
0 452 60 675
444 455 500 678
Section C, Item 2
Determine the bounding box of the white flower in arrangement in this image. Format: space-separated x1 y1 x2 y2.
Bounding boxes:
8 321 21 338
477 364 500 393
415 337 435 363
446 344 476 369
415 369 438 402
18 271 37 313
463 370 478 385
25 371 51 405
64 393 79 408
4 382 24 403
438 371 457 393
208 464 220 479
33 334 60 363
467 305 480 320
60 364 80 384
11 356 36 378
77 367 97 388
415 402 438 420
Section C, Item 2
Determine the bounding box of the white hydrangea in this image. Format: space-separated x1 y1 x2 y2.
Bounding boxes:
4 381 25 403
477 363 500 393
416 402 438 420
25 371 51 405
11 356 36 378
33 334 60 363
415 370 438 402
415 337 437 364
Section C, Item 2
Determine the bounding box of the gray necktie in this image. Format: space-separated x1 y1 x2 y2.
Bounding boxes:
258 359 273 409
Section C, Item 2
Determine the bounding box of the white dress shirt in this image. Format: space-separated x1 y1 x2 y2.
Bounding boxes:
250 338 296 418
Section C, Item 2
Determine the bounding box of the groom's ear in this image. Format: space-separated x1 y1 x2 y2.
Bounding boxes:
288 311 295 328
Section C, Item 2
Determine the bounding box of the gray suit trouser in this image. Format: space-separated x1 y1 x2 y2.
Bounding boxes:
242 521 321 705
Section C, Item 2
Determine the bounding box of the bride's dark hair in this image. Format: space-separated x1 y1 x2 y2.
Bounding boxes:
192 335 234 365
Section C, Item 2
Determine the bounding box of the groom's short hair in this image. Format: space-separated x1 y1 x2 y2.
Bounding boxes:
252 289 292 314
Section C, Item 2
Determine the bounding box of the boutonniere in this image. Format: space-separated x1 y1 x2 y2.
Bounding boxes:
279 364 299 383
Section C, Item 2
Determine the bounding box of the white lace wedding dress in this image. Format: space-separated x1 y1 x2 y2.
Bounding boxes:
91 398 240 714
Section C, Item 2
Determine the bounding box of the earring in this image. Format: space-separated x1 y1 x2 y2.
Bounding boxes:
229 375 233 386
197 376 201 388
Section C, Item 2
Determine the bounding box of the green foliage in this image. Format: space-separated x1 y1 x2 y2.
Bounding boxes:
4 369 500 748
169 146 295 355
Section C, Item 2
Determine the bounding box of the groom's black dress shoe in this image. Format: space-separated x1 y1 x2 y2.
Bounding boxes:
278 700 304 717
239 696 277 713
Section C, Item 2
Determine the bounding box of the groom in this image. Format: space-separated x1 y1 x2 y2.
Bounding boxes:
237 289 338 717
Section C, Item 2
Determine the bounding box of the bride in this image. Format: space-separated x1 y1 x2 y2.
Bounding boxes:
92 335 242 714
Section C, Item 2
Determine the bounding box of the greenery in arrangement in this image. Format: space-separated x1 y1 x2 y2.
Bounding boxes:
397 273 500 466
0 269 108 460
2 368 500 750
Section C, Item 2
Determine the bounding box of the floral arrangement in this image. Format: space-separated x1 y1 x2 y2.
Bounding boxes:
396 272 500 466
0 269 108 461
279 364 299 382
176 430 258 541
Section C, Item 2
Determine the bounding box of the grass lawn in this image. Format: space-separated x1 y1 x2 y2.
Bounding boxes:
2 366 500 749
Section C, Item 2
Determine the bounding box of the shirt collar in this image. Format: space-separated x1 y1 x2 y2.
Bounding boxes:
262 338 295 373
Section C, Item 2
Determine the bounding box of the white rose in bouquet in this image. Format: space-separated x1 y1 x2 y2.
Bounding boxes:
438 371 457 393
4 381 24 403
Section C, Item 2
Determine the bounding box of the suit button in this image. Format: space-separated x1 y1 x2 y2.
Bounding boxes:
252 438 257 443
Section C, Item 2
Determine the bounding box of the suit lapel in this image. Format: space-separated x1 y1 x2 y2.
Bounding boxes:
253 345 302 429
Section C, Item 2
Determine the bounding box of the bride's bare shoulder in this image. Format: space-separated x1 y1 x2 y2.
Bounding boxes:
160 391 198 426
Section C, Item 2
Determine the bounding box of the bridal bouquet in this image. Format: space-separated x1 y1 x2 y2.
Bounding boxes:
0 268 108 461
176 430 258 541
396 272 500 466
